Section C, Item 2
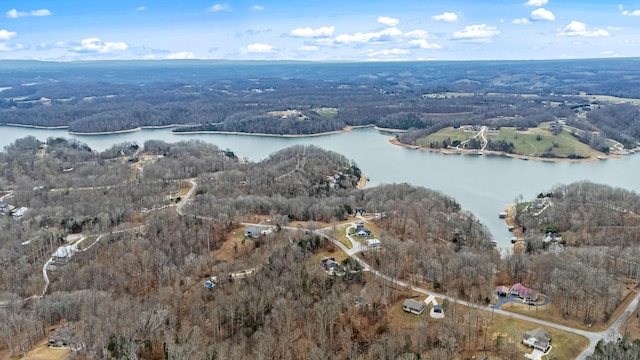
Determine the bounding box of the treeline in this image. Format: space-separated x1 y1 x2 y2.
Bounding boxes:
2 60 640 139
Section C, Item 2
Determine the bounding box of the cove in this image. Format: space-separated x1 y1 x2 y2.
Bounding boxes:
3 125 639 251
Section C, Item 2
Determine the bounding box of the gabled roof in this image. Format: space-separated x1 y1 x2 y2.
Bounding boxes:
53 245 74 258
495 285 510 293
403 298 425 310
511 283 527 292
524 327 551 342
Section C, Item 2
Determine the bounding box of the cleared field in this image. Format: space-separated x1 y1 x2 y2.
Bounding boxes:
417 125 604 158
586 94 640 105
18 338 70 360
491 127 600 158
416 127 476 147
313 107 338 119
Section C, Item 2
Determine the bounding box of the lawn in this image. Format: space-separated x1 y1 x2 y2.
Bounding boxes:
487 314 588 360
17 338 70 360
416 127 476 147
516 202 531 214
490 127 601 158
415 124 604 158
314 107 338 119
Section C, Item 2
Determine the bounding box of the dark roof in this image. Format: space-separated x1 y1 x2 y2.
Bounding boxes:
403 299 425 310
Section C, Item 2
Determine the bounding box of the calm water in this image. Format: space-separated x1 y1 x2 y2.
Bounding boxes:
3 125 639 250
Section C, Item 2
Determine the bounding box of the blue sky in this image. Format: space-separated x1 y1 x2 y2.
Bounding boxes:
0 0 639 61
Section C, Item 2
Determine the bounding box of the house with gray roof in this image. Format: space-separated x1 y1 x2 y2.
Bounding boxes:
522 327 551 352
402 299 426 315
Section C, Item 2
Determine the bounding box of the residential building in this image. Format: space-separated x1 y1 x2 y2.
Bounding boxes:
402 299 426 315
522 328 551 352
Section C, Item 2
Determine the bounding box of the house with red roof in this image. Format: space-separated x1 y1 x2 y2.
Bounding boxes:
510 283 539 301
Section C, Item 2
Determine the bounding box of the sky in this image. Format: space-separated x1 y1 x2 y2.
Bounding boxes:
0 0 639 61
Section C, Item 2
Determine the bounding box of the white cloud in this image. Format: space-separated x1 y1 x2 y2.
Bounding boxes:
0 29 17 40
241 42 276 53
207 4 229 12
250 5 264 11
6 8 51 18
452 24 500 42
363 48 410 57
607 26 622 31
557 21 610 37
530 8 555 21
333 27 403 44
513 18 530 24
136 6 146 11
622 9 640 16
166 51 195 59
298 45 319 51
377 16 399 27
289 26 335 37
72 38 128 53
404 29 435 39
600 50 614 55
432 12 458 22
0 42 23 51
524 0 548 6
408 39 442 49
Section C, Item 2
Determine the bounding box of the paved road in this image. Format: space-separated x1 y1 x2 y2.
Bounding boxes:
315 225 640 360
176 179 197 216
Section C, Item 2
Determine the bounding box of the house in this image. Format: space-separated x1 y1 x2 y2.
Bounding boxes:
402 299 426 315
355 225 371 237
52 246 74 265
11 207 28 218
522 327 551 352
543 232 562 243
354 207 366 216
495 285 510 297
510 283 539 301
244 227 261 238
366 239 381 249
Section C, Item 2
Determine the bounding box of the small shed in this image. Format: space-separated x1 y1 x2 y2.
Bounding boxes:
402 299 426 315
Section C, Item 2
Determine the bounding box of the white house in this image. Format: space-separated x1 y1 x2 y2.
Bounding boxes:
366 239 381 249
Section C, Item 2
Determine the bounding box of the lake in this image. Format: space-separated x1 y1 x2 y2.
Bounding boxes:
3 125 640 251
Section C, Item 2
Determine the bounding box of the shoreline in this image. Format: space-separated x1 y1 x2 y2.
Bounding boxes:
1 122 407 138
388 137 635 163
172 124 404 138
2 123 69 130
504 203 524 253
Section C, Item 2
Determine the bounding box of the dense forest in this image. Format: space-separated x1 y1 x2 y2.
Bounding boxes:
1 137 639 358
1 59 640 150
0 138 503 359
507 182 640 323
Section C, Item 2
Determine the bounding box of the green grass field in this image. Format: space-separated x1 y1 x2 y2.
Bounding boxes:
314 108 338 119
417 125 603 158
416 127 477 147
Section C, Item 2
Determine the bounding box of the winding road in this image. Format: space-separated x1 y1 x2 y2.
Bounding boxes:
312 218 640 360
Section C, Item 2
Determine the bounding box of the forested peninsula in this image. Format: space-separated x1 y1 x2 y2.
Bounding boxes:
1 59 640 160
